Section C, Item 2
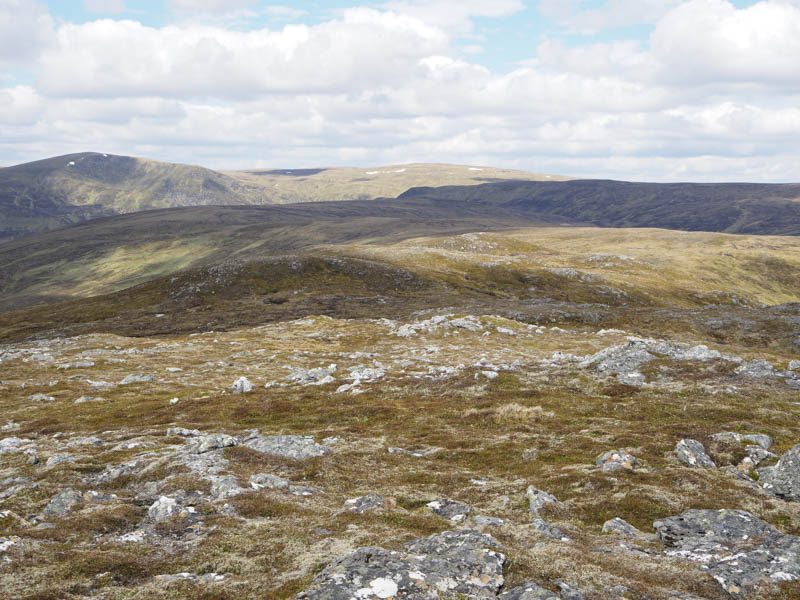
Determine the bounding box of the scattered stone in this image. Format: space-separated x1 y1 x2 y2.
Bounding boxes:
735 359 775 378
616 371 645 387
209 476 244 500
187 434 237 454
241 433 330 460
526 485 559 514
595 449 638 472
426 498 472 521
789 360 800 371
387 446 443 458
581 341 655 375
654 509 800 596
249 473 290 490
297 530 505 600
286 367 336 386
166 367 183 372
120 374 154 385
154 572 226 584
0 437 31 453
602 517 644 537
232 376 254 394
343 494 394 514
28 393 55 402
675 439 716 469
742 445 777 468
711 431 773 450
74 396 105 404
499 582 559 599
45 454 75 468
532 518 571 542
148 496 181 522
348 365 384 382
57 361 94 369
474 515 506 527
760 443 800 501
42 488 83 517
167 427 202 437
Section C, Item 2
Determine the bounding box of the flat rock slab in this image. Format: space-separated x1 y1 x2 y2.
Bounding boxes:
296 530 505 600
242 434 330 460
654 509 800 596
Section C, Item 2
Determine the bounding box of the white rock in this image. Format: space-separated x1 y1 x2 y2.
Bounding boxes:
232 376 254 394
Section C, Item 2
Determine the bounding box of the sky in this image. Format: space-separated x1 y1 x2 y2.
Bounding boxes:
1 0 799 181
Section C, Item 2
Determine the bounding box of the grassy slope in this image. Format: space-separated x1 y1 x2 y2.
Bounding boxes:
2 227 799 347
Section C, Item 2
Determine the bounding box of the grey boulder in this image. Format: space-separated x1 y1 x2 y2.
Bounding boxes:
654 509 800 596
426 498 472 521
526 485 559 514
602 517 644 538
499 582 559 599
595 449 638 472
675 439 716 469
42 488 83 517
296 530 505 600
760 443 800 501
242 433 330 460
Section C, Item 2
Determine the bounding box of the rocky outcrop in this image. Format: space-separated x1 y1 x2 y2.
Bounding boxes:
760 443 800 501
526 485 559 515
654 509 800 596
595 449 638 472
296 530 505 599
241 433 331 460
675 439 716 469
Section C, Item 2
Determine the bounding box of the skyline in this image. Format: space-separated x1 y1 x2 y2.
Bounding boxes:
1 0 799 181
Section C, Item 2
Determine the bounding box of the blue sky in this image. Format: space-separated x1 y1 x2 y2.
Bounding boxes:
1 1 799 181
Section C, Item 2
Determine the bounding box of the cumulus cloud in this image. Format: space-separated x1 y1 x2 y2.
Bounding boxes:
37 9 447 98
652 0 800 85
383 0 525 34
0 0 54 64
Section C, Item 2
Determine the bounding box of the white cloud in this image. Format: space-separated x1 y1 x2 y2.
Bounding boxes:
382 0 525 34
0 0 54 64
0 85 44 125
82 0 128 13
38 9 447 98
652 0 800 85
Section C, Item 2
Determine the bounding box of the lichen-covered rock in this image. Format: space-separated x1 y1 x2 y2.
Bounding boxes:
120 374 154 385
760 443 800 501
526 485 559 514
711 431 773 450
296 530 505 600
581 341 655 375
499 582 559 599
148 496 180 522
42 488 83 517
602 517 644 537
187 433 237 454
654 509 800 596
675 439 716 469
209 475 243 500
250 473 290 490
532 518 571 542
735 359 775 378
231 376 254 394
595 449 638 472
426 498 472 521
241 433 330 460
28 393 55 402
45 454 75 467
286 367 336 386
343 493 394 514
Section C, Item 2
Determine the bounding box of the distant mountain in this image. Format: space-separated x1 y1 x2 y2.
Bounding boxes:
0 153 565 240
400 179 800 236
